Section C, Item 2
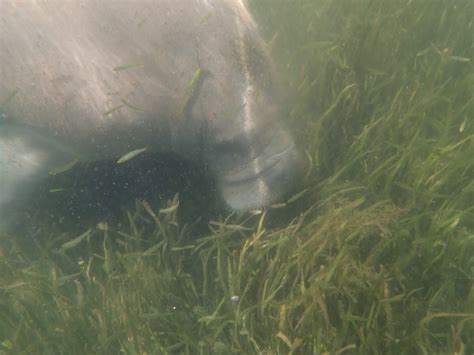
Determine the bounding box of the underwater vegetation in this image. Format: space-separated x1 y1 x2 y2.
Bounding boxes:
1 0 473 353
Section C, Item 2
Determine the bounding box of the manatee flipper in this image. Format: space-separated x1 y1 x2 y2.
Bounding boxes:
0 124 78 232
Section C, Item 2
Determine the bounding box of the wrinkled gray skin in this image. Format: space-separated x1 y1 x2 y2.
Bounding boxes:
0 0 302 230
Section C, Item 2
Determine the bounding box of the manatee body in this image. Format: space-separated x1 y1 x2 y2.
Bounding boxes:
0 0 302 230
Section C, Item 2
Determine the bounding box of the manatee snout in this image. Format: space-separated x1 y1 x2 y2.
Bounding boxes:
215 127 303 211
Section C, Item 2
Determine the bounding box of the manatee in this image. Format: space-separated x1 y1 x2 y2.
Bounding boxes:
0 0 302 230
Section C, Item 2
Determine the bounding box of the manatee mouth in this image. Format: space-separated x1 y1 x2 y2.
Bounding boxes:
223 145 292 185
219 131 302 211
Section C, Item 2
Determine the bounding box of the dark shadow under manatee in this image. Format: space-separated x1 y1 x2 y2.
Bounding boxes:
13 153 222 238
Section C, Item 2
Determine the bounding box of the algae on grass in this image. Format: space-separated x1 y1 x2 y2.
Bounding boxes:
1 0 474 353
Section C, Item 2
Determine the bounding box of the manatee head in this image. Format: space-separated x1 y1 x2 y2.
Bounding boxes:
205 76 302 211
192 8 303 212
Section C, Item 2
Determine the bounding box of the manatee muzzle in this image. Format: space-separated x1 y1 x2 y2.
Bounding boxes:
218 128 302 211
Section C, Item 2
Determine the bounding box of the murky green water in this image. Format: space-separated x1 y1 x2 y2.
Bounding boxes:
1 1 472 353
